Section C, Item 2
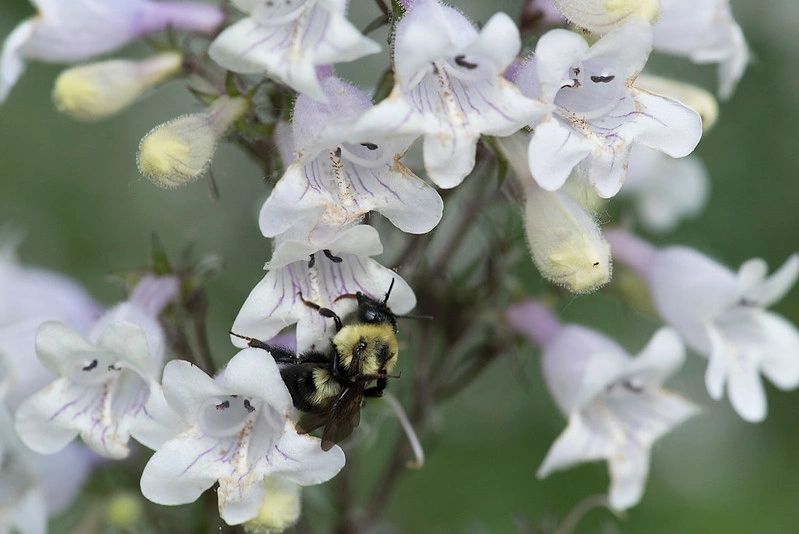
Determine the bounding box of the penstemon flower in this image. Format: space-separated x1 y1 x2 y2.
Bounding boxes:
506 300 699 510
0 243 100 408
511 21 703 198
0 0 223 102
620 145 709 233
259 75 443 243
608 231 799 422
352 0 547 189
654 0 749 99
209 0 380 102
14 276 179 458
140 349 345 525
232 224 415 351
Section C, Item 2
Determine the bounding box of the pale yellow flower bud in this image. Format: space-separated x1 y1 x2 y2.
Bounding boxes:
636 74 719 130
243 478 301 534
53 52 182 121
105 492 143 528
495 133 611 294
554 0 660 34
137 95 248 188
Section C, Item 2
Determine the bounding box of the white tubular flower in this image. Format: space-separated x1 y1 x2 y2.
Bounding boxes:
635 74 719 130
608 231 799 423
14 276 179 458
0 0 224 103
137 96 248 188
209 0 380 102
232 225 415 352
654 0 749 99
140 350 345 526
260 76 443 244
506 300 698 511
352 0 547 189
621 145 709 233
0 244 100 409
497 133 610 293
553 0 660 33
53 52 183 122
511 22 703 198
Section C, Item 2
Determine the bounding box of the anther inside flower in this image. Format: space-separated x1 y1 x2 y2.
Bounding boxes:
260 77 443 242
513 22 703 198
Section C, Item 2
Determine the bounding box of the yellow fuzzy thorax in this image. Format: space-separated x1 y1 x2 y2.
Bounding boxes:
333 323 399 377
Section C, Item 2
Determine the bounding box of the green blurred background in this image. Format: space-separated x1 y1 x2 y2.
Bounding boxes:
2 0 798 532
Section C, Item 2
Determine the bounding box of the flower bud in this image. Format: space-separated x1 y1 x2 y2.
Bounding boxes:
53 52 183 121
524 184 612 293
554 0 659 34
495 133 611 294
105 492 143 528
137 95 248 188
636 74 719 130
243 478 301 534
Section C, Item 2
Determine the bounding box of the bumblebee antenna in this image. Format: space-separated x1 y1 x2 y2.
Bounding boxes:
229 331 271 351
383 278 395 305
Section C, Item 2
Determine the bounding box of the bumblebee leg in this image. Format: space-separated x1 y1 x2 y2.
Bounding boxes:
330 351 354 384
298 292 343 331
229 331 297 363
364 377 388 398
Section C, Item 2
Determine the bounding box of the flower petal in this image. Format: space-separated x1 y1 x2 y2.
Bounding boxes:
537 413 612 478
161 360 225 424
140 430 220 505
628 327 685 387
34 321 96 376
607 445 649 511
267 422 345 485
528 118 592 191
628 90 702 158
0 19 35 103
755 254 799 308
220 348 292 412
14 378 82 454
218 479 266 526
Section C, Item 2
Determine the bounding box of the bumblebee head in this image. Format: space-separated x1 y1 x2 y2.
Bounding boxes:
355 279 398 333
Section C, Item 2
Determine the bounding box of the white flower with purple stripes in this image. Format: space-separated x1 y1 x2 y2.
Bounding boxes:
140 349 345 526
512 21 703 198
0 0 224 102
231 225 416 352
13 277 179 459
352 0 546 189
259 75 443 245
209 0 380 102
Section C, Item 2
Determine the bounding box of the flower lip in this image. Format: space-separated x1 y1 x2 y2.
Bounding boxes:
252 0 310 26
198 395 265 438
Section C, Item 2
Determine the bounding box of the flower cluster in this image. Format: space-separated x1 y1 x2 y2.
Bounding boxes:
3 0 795 531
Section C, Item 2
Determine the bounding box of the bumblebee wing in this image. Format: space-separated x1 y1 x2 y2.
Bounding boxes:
320 386 364 451
295 411 330 435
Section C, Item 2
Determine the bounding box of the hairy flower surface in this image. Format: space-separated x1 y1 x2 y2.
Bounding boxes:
209 0 379 101
260 76 443 244
620 146 709 232
609 231 799 422
497 133 610 293
140 349 344 525
553 0 659 33
0 0 223 102
512 22 702 198
654 0 749 99
232 225 415 351
507 301 698 510
53 52 183 121
353 0 546 188
137 96 248 188
14 277 179 458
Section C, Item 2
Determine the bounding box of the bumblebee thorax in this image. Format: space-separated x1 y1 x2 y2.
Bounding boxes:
333 323 399 376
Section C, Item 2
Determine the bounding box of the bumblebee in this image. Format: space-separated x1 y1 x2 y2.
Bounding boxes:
232 280 400 451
